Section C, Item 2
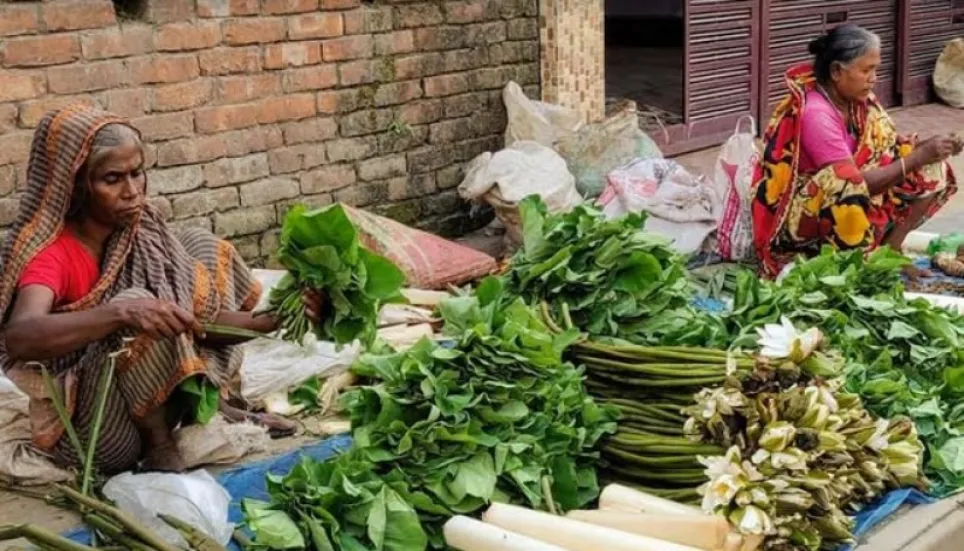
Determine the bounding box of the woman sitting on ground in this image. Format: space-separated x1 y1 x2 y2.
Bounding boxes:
0 106 323 473
752 23 961 277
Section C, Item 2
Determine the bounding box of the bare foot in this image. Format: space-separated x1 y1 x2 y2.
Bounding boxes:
142 441 187 473
220 402 297 438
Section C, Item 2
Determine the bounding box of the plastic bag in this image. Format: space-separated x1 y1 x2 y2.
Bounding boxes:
240 333 359 403
0 373 71 485
175 416 269 468
715 116 760 262
927 233 964 255
503 81 583 147
103 470 233 547
554 106 664 198
459 141 583 251
599 158 720 254
935 38 964 108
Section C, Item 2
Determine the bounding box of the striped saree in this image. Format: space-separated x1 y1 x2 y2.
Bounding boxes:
0 106 262 473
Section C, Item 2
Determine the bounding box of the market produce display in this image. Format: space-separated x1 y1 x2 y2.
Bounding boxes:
265 204 406 345
696 248 964 496
243 280 618 550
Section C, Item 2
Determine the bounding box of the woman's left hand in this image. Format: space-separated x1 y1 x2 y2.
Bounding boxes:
303 288 325 325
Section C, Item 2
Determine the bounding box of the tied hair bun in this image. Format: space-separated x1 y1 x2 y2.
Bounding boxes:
808 34 829 56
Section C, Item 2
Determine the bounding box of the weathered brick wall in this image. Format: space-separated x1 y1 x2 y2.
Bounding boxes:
0 0 539 265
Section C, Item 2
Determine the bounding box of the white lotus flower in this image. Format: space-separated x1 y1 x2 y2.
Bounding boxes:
700 474 745 512
770 449 808 471
742 460 765 482
817 386 840 413
759 422 797 452
733 504 774 536
867 419 891 451
751 448 771 465
699 447 743 479
756 317 823 362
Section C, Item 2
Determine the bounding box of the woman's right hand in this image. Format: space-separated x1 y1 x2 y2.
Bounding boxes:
112 299 204 340
913 136 957 166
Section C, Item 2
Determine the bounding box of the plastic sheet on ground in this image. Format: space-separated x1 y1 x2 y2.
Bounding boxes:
65 434 352 550
841 489 935 551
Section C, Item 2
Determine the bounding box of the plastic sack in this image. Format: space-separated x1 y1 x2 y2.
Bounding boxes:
927 232 964 255
102 470 233 548
240 333 359 403
554 106 664 198
599 158 720 254
459 141 583 252
503 81 583 147
344 206 498 289
0 373 71 485
935 38 964 108
175 416 269 469
715 116 760 262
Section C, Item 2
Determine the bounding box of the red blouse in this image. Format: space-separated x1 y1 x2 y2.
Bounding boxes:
18 231 100 307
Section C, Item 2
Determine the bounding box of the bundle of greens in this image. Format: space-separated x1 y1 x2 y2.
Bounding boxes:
696 247 964 495
244 278 618 550
501 196 710 342
266 204 406 346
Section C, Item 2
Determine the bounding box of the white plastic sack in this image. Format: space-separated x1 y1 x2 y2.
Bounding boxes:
715 116 760 262
175 416 269 468
503 81 583 147
460 141 582 251
240 333 360 403
935 38 964 108
598 158 720 254
103 470 232 548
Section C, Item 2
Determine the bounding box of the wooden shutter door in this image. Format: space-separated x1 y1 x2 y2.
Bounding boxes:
901 0 964 105
761 0 899 122
664 0 760 155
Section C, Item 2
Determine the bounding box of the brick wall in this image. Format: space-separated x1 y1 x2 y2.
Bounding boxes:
0 0 539 266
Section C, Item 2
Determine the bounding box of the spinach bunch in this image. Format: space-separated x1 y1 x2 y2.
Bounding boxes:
267 204 405 346
704 247 964 495
503 197 699 341
245 279 618 550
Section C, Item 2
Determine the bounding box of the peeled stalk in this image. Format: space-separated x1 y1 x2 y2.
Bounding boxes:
57 486 178 551
0 524 96 551
84 515 157 551
37 364 85 469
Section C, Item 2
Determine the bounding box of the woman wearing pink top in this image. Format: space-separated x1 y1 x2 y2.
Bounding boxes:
751 24 961 277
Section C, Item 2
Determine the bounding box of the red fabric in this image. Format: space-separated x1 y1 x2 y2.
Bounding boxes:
18 231 100 306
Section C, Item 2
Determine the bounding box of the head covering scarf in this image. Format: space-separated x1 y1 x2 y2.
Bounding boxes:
751 64 957 277
0 106 261 460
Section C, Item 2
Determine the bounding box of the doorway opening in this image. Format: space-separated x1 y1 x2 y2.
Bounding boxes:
604 0 684 134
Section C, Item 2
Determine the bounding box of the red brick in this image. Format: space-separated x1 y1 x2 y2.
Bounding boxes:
257 94 316 124
343 7 393 34
101 88 151 118
262 0 319 14
374 31 415 56
264 42 322 69
223 18 286 46
395 4 443 28
394 53 444 79
282 65 338 92
288 13 343 40
0 132 33 166
47 60 128 95
194 104 259 134
18 96 100 128
153 80 214 112
145 1 196 24
198 47 261 75
156 21 221 52
399 100 443 125
414 27 465 51
0 71 45 103
0 105 18 134
2 35 80 68
338 60 378 86
374 80 423 106
301 164 355 195
197 0 260 17
282 118 338 144
81 26 155 60
322 35 373 62
157 135 229 167
0 5 40 38
217 74 282 104
444 0 497 22
316 89 372 115
320 0 360 8
132 112 195 142
128 55 199 84
41 1 115 32
424 73 470 97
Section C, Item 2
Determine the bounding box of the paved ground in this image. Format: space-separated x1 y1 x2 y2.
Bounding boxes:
674 103 964 235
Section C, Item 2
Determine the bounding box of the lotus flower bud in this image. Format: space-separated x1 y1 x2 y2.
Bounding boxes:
760 421 797 452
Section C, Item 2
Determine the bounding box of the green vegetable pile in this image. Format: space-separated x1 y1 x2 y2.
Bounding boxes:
503 197 703 342
266 204 406 346
696 248 964 496
244 279 618 550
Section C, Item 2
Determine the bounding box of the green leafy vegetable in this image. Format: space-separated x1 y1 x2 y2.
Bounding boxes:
267 204 406 346
179 376 219 425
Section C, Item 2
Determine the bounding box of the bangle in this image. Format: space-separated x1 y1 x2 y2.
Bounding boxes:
900 157 907 179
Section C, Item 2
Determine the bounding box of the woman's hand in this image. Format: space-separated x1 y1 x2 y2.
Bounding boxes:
302 289 325 325
912 136 957 166
112 298 204 340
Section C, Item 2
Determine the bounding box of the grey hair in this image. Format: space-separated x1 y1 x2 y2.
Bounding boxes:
808 24 881 84
68 123 144 218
